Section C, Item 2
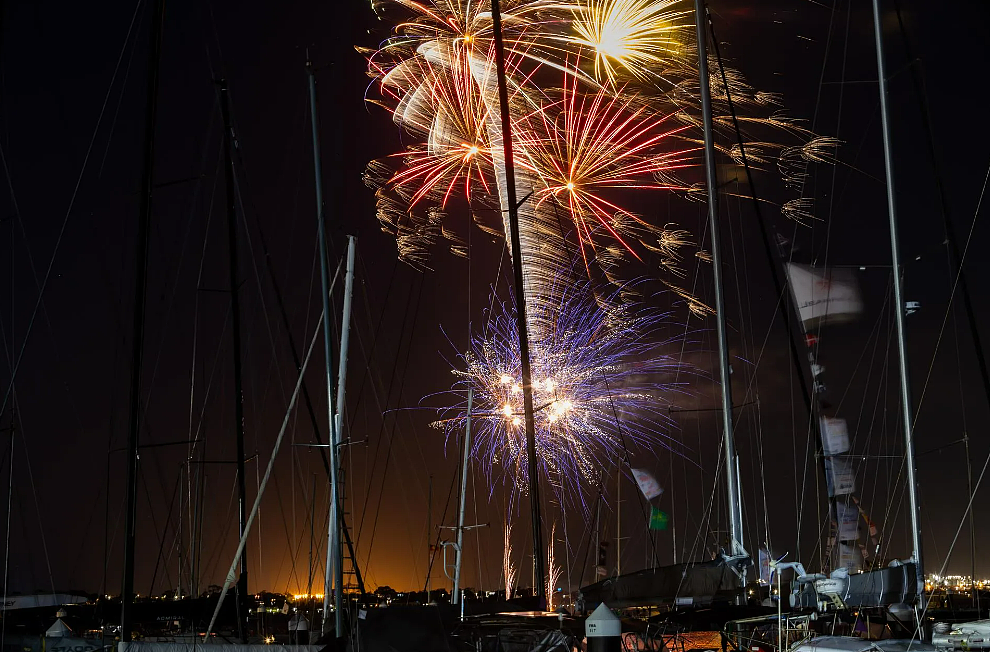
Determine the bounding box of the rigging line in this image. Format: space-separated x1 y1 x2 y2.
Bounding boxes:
267 470 305 595
10 403 57 598
871 160 989 568
264 236 342 477
912 159 988 422
423 460 459 594
470 454 488 590
1 414 13 651
891 0 990 432
708 13 825 559
143 112 221 439
138 454 175 595
0 0 144 419
850 285 893 551
341 252 398 450
358 273 425 569
190 304 232 457
204 311 321 637
673 432 726 603
574 478 604 589
352 261 415 545
230 142 295 404
833 276 892 415
198 452 240 586
186 147 222 472
96 2 145 180
148 467 182 596
913 435 990 639
946 230 976 598
803 0 854 568
724 186 764 554
600 370 659 565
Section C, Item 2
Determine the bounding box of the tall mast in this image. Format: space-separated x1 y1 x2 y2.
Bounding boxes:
489 0 546 606
329 235 356 618
452 388 474 604
306 58 344 639
871 0 923 593
218 80 249 643
120 0 165 640
693 0 746 579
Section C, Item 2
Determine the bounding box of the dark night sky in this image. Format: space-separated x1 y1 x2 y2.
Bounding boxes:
0 0 988 598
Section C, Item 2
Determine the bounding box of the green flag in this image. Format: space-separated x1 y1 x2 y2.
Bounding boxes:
649 507 669 531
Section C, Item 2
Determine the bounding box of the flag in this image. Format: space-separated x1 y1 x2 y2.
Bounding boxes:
821 417 850 456
835 502 859 541
786 263 863 328
649 507 669 531
631 468 663 500
825 457 856 497
837 543 862 573
758 547 771 584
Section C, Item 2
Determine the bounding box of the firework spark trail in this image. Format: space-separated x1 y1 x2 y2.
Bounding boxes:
464 44 581 339
546 522 561 609
503 521 517 598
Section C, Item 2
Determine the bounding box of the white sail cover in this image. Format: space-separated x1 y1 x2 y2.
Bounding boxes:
821 417 850 456
786 263 863 327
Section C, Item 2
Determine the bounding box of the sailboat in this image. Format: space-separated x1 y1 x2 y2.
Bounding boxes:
713 0 952 650
583 0 941 648
109 0 359 644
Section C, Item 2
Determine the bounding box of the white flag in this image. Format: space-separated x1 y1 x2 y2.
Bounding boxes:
821 417 850 456
835 502 859 541
631 468 663 500
837 543 862 573
786 263 863 328
825 457 856 497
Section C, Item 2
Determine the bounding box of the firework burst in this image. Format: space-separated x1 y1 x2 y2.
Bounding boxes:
516 74 696 261
569 0 692 85
436 283 694 503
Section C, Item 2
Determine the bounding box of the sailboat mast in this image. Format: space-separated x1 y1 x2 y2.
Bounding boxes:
693 0 745 576
120 0 165 640
452 388 474 605
870 0 924 593
489 0 546 607
306 58 344 639
331 235 356 615
218 80 249 643
616 468 620 576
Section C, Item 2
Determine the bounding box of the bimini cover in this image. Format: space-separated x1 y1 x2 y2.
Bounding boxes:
580 559 739 608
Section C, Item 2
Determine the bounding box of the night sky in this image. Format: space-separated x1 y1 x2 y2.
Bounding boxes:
0 0 988 599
